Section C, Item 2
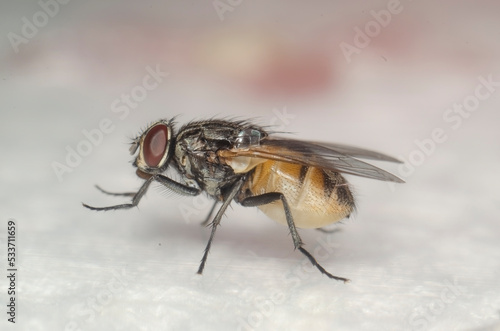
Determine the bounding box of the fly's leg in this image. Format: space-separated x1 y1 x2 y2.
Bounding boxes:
82 177 154 211
200 201 219 227
83 175 201 211
240 193 349 283
197 178 244 275
95 185 136 197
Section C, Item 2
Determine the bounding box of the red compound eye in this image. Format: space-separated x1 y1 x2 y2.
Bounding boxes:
143 124 169 167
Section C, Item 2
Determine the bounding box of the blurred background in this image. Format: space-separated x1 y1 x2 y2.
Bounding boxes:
1 1 499 330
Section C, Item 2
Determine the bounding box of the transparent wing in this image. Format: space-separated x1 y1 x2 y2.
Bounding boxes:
309 141 402 163
219 137 404 183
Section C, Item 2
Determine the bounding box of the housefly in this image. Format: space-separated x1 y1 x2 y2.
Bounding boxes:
83 118 403 282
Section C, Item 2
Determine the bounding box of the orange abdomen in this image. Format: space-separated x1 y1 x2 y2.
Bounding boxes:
243 160 354 228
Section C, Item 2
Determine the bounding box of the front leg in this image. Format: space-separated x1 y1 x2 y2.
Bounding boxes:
83 174 201 211
94 185 136 197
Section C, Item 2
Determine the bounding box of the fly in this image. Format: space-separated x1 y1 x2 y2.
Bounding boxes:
83 118 404 282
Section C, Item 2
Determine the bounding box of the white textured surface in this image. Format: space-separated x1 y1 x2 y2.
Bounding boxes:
1 2 500 331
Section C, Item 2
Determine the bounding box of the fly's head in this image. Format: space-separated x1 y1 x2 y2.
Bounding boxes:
130 119 175 178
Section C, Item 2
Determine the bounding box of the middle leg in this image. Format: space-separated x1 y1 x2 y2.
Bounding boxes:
197 178 244 275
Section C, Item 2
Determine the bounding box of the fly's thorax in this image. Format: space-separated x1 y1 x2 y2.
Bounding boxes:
171 120 268 198
173 136 242 198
